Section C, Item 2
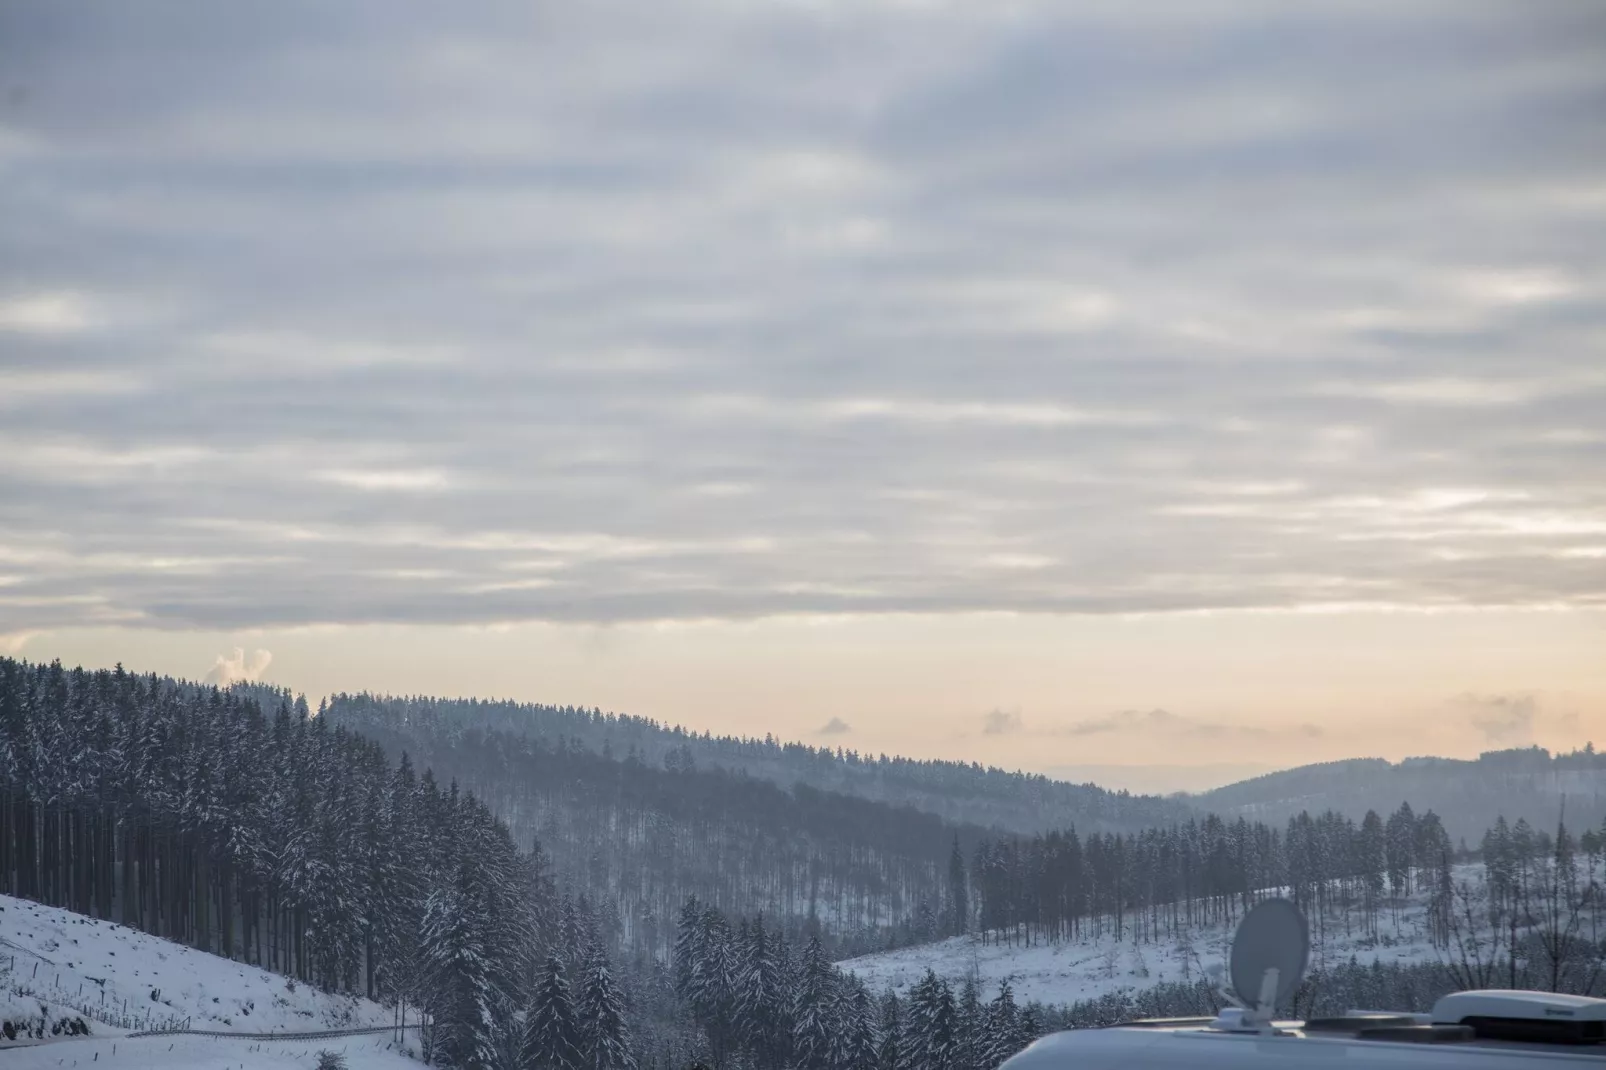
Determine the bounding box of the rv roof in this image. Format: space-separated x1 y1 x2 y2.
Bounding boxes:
1000 1016 1606 1070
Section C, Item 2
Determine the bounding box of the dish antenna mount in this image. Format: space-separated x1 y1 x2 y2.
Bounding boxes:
1219 897 1309 1032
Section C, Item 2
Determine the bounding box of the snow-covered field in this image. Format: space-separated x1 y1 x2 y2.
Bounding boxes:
2 1031 419 1070
838 882 1456 1007
1 894 400 1049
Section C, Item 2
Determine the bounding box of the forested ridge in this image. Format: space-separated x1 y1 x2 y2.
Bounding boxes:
1198 748 1606 841
0 658 636 1070
323 693 1191 836
326 696 1001 958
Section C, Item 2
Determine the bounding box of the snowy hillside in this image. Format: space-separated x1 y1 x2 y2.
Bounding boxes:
0 894 398 1042
838 882 1453 1008
3 1031 419 1070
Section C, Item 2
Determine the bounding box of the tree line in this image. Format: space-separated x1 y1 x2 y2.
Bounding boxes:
967 803 1458 949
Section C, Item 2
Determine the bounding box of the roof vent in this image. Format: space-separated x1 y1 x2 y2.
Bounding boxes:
1430 990 1606 1045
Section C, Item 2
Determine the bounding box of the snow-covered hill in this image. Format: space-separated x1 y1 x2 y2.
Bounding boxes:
1 894 412 1068
838 884 1451 1008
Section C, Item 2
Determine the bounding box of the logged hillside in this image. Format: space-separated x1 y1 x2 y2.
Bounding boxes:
1199 748 1606 842
1 893 396 1037
0 895 426 1070
323 693 1194 836
324 693 1000 957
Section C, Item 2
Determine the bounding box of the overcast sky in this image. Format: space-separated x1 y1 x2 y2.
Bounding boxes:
2 1 1603 785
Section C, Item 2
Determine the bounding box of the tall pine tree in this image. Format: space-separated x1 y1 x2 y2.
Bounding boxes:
523 954 583 1070
791 935 837 1070
578 942 637 1070
828 983 880 1070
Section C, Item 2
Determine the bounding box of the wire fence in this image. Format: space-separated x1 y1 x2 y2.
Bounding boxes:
3 952 191 1033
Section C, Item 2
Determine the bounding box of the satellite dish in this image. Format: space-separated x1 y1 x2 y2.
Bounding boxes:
1228 898 1308 1018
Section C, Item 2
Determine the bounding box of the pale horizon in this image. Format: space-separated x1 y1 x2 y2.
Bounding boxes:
8 604 1602 790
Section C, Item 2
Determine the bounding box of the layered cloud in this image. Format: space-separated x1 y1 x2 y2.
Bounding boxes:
0 1 1602 632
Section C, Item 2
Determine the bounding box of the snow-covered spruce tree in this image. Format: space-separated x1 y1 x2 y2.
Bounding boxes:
523 954 584 1070
420 876 499 1070
1357 810 1387 938
827 981 880 1070
775 927 800 1062
470 798 547 1012
308 762 364 991
420 786 548 1070
672 897 704 1000
736 915 792 1070
954 975 981 1070
980 981 1021 1069
1017 1005 1042 1053
877 990 906 1070
1385 803 1417 902
791 935 838 1070
684 908 739 1069
904 970 959 1070
926 976 959 1070
578 942 637 1070
902 973 933 1069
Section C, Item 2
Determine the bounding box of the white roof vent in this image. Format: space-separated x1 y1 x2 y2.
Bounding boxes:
1431 990 1606 1045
